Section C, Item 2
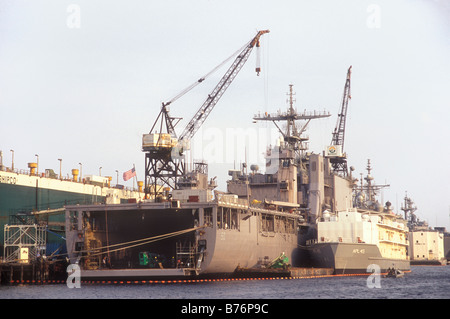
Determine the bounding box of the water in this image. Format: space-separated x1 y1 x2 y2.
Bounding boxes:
1 266 448 300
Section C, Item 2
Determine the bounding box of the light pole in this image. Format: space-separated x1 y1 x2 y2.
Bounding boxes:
35 154 39 176
79 163 82 182
10 149 14 171
58 158 62 180
115 170 119 186
99 167 102 176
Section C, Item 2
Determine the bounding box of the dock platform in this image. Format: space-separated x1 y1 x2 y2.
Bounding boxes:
1 263 336 284
0 259 68 285
233 267 334 278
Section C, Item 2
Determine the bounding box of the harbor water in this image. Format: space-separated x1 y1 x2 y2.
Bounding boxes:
0 266 448 299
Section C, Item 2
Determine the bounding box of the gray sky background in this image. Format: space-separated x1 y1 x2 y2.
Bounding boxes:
1 0 449 229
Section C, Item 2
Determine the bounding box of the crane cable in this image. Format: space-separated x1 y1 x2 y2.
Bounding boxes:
164 40 251 106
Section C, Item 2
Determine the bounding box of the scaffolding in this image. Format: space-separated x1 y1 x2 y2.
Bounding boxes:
176 241 196 268
3 224 47 264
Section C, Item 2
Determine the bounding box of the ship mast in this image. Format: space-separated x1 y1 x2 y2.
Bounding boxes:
354 159 390 210
253 85 331 204
253 84 331 159
400 192 418 230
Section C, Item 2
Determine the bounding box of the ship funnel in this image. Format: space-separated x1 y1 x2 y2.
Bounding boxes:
28 163 37 176
71 169 79 182
137 181 143 193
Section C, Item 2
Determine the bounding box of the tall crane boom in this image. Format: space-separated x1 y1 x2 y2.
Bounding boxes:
331 65 352 148
327 66 352 177
143 30 269 197
179 30 269 142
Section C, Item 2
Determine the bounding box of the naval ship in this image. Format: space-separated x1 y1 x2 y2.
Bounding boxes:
298 159 411 274
294 66 410 274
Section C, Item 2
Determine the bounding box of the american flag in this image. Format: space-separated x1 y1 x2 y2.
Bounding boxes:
123 167 136 181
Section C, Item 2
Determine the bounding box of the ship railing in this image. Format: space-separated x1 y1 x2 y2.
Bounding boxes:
0 166 142 193
379 239 409 246
253 109 331 119
376 221 408 232
216 194 248 208
6 197 114 218
0 166 31 175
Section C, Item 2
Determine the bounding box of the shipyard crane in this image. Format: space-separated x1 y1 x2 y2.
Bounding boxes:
143 30 270 197
327 66 352 177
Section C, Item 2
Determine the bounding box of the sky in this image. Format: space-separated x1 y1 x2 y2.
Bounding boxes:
0 0 449 229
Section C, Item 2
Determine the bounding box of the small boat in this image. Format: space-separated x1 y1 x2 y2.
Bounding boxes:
385 267 404 278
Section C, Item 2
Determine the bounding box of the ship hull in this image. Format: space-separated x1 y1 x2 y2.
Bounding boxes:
201 218 300 275
0 182 105 251
301 242 410 274
65 201 301 280
0 170 142 253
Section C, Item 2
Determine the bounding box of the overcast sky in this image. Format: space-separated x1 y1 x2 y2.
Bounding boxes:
1 0 449 229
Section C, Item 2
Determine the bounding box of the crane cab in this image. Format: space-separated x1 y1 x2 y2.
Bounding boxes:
142 133 178 152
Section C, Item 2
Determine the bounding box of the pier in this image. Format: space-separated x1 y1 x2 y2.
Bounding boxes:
234 267 334 279
0 264 338 285
0 257 69 284
0 258 68 284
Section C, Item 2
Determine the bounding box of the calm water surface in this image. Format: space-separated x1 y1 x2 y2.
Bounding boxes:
0 266 448 299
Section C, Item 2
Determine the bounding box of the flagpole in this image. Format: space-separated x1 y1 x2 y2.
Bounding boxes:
133 164 142 200
133 164 136 191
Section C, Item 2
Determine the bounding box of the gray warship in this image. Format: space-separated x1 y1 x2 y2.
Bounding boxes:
296 66 410 274
298 159 411 274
